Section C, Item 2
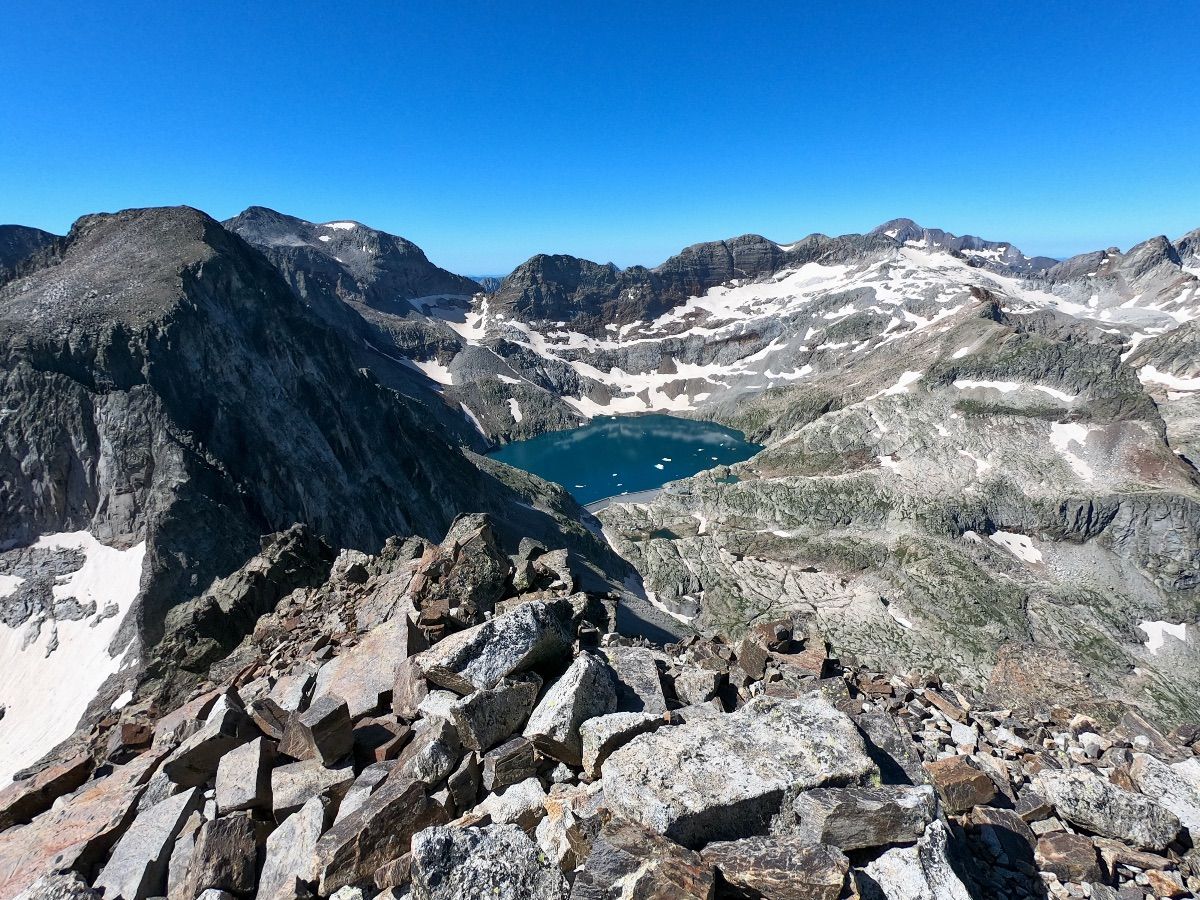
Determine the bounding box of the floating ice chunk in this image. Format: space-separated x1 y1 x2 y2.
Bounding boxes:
654 463 664 470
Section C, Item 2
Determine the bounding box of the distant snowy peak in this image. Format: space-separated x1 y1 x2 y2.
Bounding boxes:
869 218 1057 275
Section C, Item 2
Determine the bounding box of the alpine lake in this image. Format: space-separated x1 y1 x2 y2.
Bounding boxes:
488 413 762 507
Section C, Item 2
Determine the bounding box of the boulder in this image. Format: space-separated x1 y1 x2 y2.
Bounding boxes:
271 759 354 818
277 694 353 765
394 716 462 785
176 812 257 898
483 736 538 794
923 756 996 814
409 824 569 900
855 710 929 786
604 646 668 714
312 613 425 716
419 599 572 695
1034 832 1102 884
673 668 721 706
602 695 877 848
476 776 547 830
448 674 542 751
335 761 396 825
257 795 327 900
857 820 972 900
313 774 449 894
792 785 937 850
446 753 482 813
1034 768 1180 851
524 653 619 765
214 736 272 813
392 656 430 719
703 836 848 900
410 514 511 631
569 817 715 899
1130 753 1200 829
535 782 605 871
13 871 101 899
92 787 203 900
162 706 255 787
247 698 289 740
580 712 665 779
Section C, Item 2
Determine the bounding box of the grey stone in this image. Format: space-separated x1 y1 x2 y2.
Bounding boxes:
162 707 254 787
855 709 929 786
857 820 972 900
673 667 721 706
580 711 664 779
703 836 848 900
1130 753 1200 830
602 694 877 847
271 759 354 818
792 784 936 851
14 872 101 900
312 614 423 716
476 776 547 830
92 787 203 900
214 735 272 813
177 811 257 898
603 646 667 714
568 816 715 899
483 736 538 794
258 795 327 900
409 824 569 900
449 674 542 751
418 599 572 695
335 760 396 825
395 716 462 785
277 694 354 765
1034 767 1181 851
524 653 619 766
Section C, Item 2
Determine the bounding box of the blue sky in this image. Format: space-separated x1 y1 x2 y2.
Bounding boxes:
1 2 1196 273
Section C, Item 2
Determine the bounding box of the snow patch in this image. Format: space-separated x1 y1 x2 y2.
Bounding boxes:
0 533 146 783
872 370 923 399
459 403 487 436
989 531 1042 563
952 379 1076 403
886 604 914 629
507 398 523 423
1138 365 1200 391
323 221 358 230
1050 422 1095 481
1138 620 1188 654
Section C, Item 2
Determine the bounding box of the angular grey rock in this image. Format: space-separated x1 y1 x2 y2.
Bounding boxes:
524 653 619 765
335 760 396 825
395 716 462 785
855 710 929 786
1129 753 1200 830
483 736 538 794
214 735 272 813
702 836 848 900
857 820 972 900
177 812 257 898
312 614 423 716
92 787 203 900
673 668 721 706
602 694 877 847
476 776 547 830
580 711 665 779
603 646 668 714
13 871 100 900
314 774 450 895
448 674 542 751
419 599 572 695
258 795 327 900
409 824 569 900
446 752 481 814
792 784 937 851
278 694 354 765
162 707 254 787
535 782 605 872
1034 768 1181 851
271 759 354 818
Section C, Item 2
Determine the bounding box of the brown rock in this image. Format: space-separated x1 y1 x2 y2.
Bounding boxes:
1145 869 1188 898
0 754 92 831
312 614 425 717
924 756 997 814
312 774 449 894
392 656 430 720
1035 832 1101 884
177 812 257 899
775 644 829 679
573 818 715 899
482 736 538 794
0 749 167 898
374 852 412 890
162 705 255 787
107 722 153 762
922 689 968 723
736 637 770 680
704 836 848 900
277 694 353 765
246 697 289 740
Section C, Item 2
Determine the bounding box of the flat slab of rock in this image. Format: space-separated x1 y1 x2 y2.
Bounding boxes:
524 653 618 766
602 695 877 848
1034 768 1180 851
580 712 664 779
419 600 571 695
793 784 936 851
177 812 257 898
475 776 547 830
1035 832 1102 884
483 737 538 794
258 795 327 900
855 710 929 786
703 836 847 900
409 824 569 899
312 614 424 716
448 675 541 752
271 759 353 818
215 736 272 814
570 817 715 899
93 787 203 900
0 754 92 831
278 694 353 765
162 707 254 787
1130 753 1200 830
603 646 668 715
857 820 972 900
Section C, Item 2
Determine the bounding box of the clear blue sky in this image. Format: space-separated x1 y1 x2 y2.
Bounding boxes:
1 2 1196 274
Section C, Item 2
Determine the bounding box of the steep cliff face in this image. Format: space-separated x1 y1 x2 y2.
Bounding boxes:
0 224 58 281
0 207 619 750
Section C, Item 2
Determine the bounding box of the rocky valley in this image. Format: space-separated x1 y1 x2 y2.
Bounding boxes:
2 206 1200 899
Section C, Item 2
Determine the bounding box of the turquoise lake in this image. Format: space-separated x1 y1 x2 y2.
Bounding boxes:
488 414 762 505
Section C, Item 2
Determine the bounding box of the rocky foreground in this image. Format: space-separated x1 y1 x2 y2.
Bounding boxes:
2 517 1199 900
